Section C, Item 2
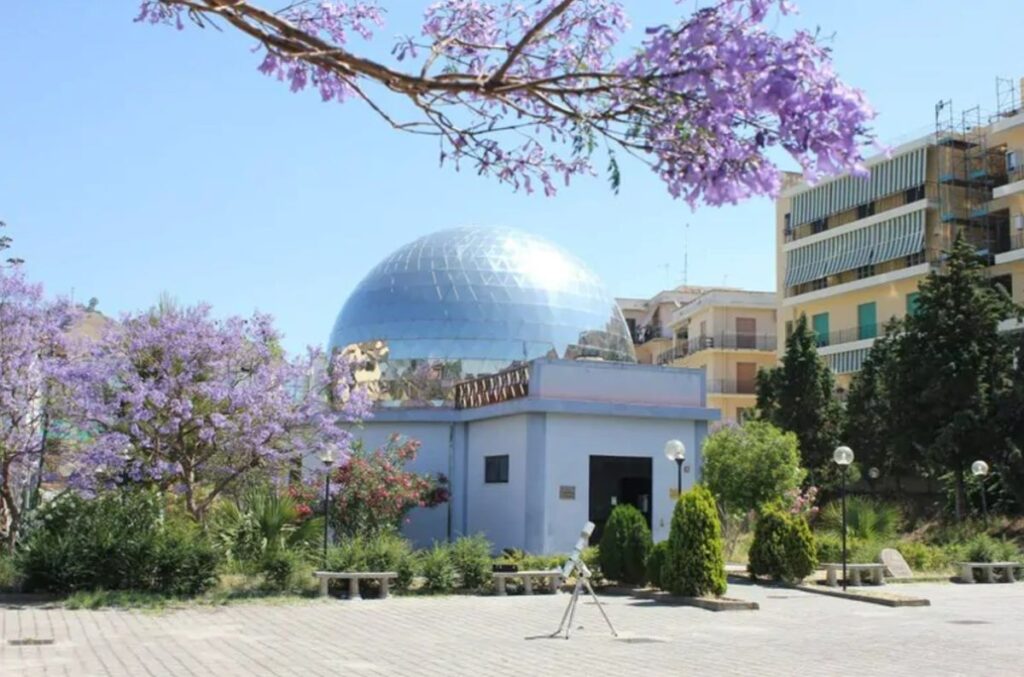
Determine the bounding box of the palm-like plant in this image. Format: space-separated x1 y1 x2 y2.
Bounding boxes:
210 487 323 567
820 497 901 542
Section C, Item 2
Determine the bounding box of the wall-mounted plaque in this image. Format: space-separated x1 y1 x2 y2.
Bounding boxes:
559 485 576 500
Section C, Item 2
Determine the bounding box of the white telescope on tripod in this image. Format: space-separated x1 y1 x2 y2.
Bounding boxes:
550 521 617 640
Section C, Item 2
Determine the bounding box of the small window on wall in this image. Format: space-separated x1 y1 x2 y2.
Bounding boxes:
484 455 509 484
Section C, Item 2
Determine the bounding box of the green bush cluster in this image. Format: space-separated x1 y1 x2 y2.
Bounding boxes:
748 508 817 582
327 531 417 591
646 541 669 589
0 552 22 592
16 491 217 596
958 533 1021 563
662 486 727 597
419 544 458 593
446 534 493 590
599 504 652 586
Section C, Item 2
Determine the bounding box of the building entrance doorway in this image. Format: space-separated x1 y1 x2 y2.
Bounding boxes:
588 456 652 543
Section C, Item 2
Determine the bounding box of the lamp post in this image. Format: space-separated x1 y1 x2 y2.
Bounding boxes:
664 440 686 498
971 460 990 525
320 446 336 568
833 445 854 591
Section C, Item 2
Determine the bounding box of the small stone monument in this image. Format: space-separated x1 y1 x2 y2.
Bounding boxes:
880 548 913 579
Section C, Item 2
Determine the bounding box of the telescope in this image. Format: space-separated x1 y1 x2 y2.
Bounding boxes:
550 521 617 640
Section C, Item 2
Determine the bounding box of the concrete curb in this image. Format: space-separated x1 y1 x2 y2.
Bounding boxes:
792 583 931 607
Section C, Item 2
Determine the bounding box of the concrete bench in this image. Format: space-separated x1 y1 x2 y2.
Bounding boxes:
822 563 886 587
957 562 1023 584
314 571 398 600
493 570 563 596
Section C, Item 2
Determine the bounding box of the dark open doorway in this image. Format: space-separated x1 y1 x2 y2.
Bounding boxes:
589 456 652 543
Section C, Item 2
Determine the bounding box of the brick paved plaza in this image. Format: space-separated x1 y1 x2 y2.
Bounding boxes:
2 581 1022 676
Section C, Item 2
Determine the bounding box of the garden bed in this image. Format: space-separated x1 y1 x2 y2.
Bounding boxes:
793 582 930 607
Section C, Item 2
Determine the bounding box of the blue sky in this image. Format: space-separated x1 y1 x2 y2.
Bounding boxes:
2 1 1020 353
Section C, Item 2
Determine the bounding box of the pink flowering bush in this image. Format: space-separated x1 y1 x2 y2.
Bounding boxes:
784 486 819 520
327 434 449 538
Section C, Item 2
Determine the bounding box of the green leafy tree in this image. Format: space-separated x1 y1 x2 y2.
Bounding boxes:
889 233 1020 519
662 486 726 598
756 315 844 484
703 421 805 515
598 504 652 585
843 320 919 487
995 331 1024 510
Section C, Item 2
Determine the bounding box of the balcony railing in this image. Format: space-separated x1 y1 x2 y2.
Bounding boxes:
657 332 777 364
656 343 691 365
812 324 880 348
454 364 529 410
708 379 758 395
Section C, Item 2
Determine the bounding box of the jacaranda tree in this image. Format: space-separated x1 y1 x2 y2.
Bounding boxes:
61 303 371 521
0 268 73 550
134 0 874 203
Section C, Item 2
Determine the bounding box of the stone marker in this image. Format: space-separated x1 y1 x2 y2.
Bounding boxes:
880 548 913 578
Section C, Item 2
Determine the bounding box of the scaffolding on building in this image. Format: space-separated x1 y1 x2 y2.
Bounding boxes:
933 94 1010 260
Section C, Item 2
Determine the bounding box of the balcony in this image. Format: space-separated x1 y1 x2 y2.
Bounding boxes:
812 324 880 349
708 379 758 395
656 332 778 365
992 167 1024 200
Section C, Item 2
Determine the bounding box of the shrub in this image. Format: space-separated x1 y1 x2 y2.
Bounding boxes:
895 540 954 572
448 535 493 590
326 531 416 591
958 534 1021 563
420 544 456 593
582 546 604 584
663 486 727 597
646 541 669 589
0 552 23 592
748 508 817 582
16 490 217 596
599 504 652 585
814 531 843 564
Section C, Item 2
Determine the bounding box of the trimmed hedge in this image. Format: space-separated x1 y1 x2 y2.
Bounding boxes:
599 504 652 585
748 507 817 582
663 486 727 597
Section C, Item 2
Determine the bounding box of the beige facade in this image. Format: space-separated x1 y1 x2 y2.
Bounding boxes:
776 78 1024 389
619 288 777 423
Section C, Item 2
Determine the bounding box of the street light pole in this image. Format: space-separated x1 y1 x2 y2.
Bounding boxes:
664 440 686 499
971 460 990 526
320 446 336 569
833 446 854 592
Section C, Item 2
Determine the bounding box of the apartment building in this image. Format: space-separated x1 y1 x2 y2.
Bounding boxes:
775 78 1024 389
617 286 724 364
619 288 777 422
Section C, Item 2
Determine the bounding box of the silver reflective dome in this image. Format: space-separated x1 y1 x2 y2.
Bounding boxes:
329 226 636 405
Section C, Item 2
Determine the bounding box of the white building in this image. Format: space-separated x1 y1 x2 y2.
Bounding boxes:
320 226 720 554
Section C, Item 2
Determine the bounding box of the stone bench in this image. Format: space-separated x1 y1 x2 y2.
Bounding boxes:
957 562 1023 584
314 571 398 600
493 570 563 596
822 563 886 587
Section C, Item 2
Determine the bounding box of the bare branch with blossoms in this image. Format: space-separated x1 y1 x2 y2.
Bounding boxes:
135 0 874 204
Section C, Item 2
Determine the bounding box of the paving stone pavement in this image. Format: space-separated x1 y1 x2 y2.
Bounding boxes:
2 580 1022 676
